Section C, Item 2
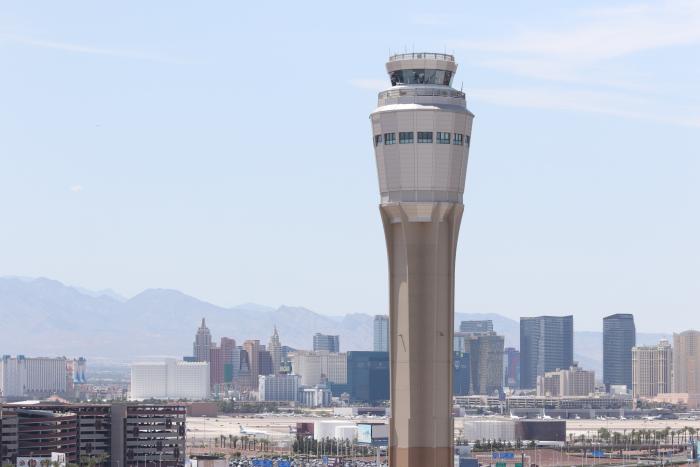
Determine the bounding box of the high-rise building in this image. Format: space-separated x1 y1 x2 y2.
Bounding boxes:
457 332 504 395
220 337 236 384
536 364 595 397
258 349 273 376
460 320 493 334
504 347 520 389
289 351 347 386
373 315 389 352
268 326 283 372
520 316 574 389
193 318 212 362
371 52 474 467
243 340 262 387
130 359 210 400
452 351 471 397
673 330 700 394
209 345 224 389
603 314 636 391
0 355 71 399
313 333 340 353
231 346 251 388
632 340 672 398
347 351 389 403
258 374 300 402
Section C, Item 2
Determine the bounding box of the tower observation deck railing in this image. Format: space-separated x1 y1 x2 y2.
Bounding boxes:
389 52 455 62
377 87 465 106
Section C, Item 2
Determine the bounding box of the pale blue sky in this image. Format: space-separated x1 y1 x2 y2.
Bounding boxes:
1 1 698 332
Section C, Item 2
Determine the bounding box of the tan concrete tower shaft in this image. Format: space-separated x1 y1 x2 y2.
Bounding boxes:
381 202 462 467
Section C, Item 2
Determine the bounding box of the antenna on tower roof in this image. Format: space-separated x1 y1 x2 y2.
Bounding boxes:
461 81 463 92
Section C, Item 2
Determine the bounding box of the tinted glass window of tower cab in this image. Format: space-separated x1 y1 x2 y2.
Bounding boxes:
390 69 453 86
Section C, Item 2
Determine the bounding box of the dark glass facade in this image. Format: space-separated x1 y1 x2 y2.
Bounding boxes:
453 351 471 396
520 316 574 389
390 69 453 86
313 333 340 353
347 351 389 403
459 320 493 334
603 313 636 391
504 347 520 389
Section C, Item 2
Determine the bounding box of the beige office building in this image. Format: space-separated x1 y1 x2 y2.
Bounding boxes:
289 351 347 386
370 52 474 467
537 364 594 397
673 330 700 394
455 331 504 395
632 340 672 398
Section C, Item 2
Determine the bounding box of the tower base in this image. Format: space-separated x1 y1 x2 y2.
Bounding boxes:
390 446 454 467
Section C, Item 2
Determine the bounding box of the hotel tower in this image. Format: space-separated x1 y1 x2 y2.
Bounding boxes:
370 53 474 467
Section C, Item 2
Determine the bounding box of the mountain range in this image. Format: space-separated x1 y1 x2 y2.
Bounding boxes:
0 277 671 376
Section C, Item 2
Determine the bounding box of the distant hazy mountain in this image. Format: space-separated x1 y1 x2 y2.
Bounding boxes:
0 277 670 375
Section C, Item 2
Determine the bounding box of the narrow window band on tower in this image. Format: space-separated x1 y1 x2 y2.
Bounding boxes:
384 133 396 145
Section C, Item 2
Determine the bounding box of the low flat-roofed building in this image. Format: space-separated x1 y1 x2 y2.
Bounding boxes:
454 394 632 411
648 393 700 409
460 419 515 441
515 420 566 442
130 359 209 400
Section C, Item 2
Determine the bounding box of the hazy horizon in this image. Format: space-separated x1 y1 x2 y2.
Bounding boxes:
0 275 686 335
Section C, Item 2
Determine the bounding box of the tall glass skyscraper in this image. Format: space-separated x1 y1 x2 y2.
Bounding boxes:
603 313 636 391
520 315 574 389
347 351 389 403
373 315 389 352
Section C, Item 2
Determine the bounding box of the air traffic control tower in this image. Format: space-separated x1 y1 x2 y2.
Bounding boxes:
370 53 474 467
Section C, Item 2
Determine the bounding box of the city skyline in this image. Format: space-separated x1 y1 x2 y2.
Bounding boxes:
1 1 698 334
